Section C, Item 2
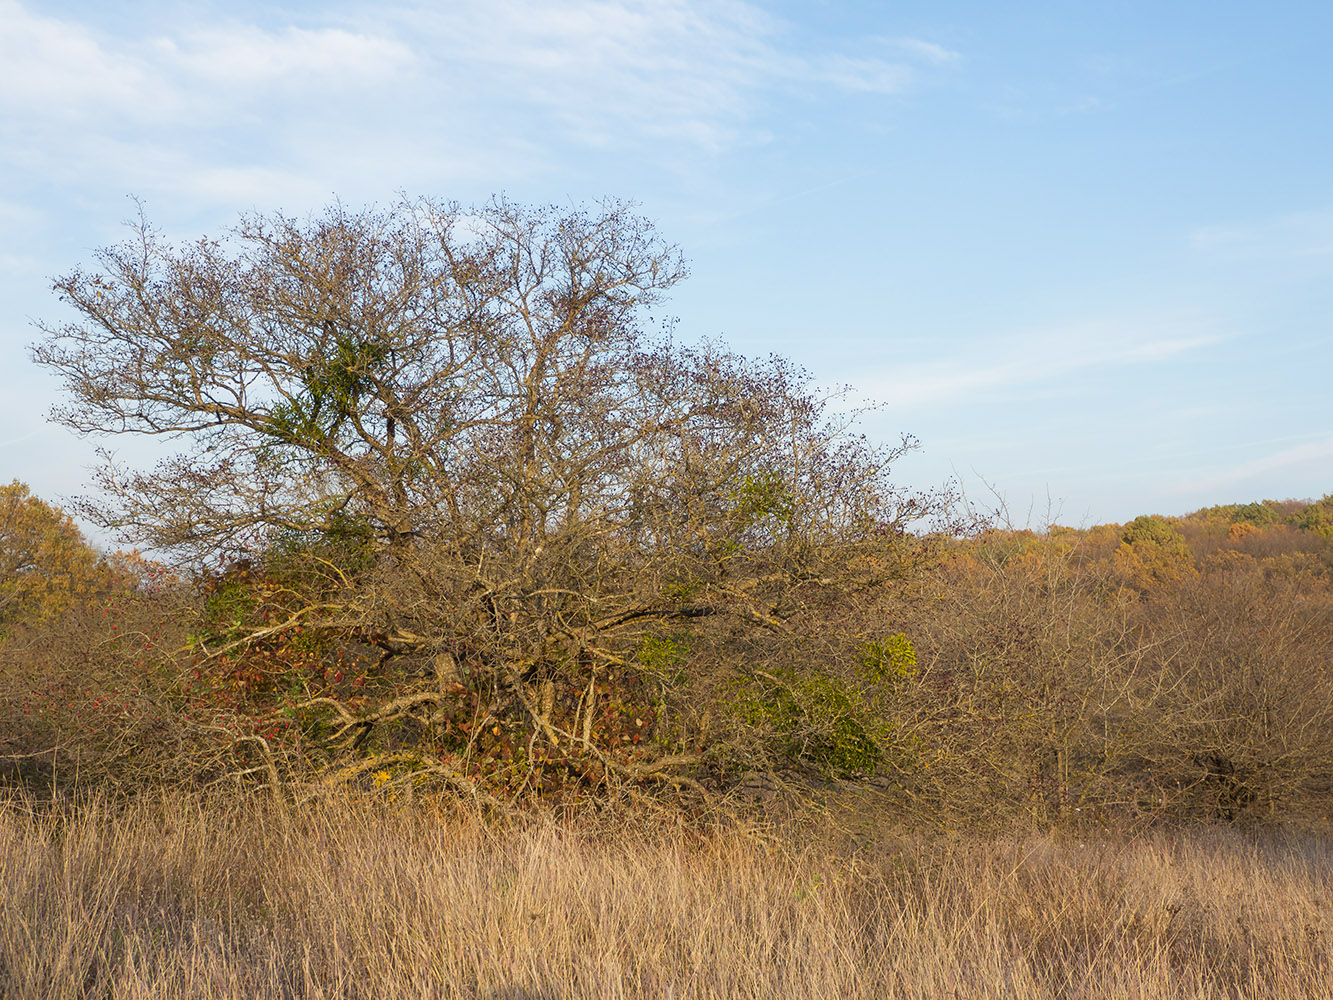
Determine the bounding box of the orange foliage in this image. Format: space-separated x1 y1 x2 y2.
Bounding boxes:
1227 521 1262 545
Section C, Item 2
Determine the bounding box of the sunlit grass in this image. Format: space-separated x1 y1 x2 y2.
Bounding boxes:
3 790 1332 999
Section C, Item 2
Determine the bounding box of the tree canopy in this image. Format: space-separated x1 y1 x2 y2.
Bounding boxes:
33 196 947 793
0 481 105 630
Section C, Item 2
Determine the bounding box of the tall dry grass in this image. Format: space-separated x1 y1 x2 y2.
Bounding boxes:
3 791 1332 999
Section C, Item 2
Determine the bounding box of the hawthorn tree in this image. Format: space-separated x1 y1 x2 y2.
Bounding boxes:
34 197 947 793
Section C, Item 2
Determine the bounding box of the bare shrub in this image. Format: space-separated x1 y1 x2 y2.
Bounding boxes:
866 516 1333 829
0 557 300 800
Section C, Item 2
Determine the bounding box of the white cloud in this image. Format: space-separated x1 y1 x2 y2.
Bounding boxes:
850 314 1226 412
0 199 42 225
169 164 331 207
1190 209 1333 260
1176 433 1333 493
0 0 956 206
0 253 41 276
152 25 413 88
379 0 944 149
0 201 45 262
0 1 411 120
815 55 913 94
0 429 41 450
0 4 426 219
0 0 159 120
886 37 962 66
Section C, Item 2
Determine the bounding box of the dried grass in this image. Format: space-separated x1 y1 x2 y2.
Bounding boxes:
3 790 1332 999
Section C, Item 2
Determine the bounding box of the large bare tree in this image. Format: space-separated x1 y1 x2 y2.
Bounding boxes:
34 197 943 792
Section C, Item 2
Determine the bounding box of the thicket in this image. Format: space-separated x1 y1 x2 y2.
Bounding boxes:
3 196 1331 829
4 482 1332 828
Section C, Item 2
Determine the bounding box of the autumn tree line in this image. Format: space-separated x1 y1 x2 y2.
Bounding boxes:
3 197 1332 829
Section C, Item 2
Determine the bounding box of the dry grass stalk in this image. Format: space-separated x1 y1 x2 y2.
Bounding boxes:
4 790 1333 999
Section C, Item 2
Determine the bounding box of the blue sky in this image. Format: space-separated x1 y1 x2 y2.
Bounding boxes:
2 0 1330 543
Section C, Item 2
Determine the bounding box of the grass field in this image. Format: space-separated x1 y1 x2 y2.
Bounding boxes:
4 791 1332 999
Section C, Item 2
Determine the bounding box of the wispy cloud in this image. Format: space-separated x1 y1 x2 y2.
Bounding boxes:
1189 209 1333 261
884 37 962 66
152 25 412 89
849 314 1226 412
0 1 156 120
0 1 420 204
0 0 960 207
381 0 952 149
814 54 914 94
1175 433 1333 494
0 3 411 118
0 429 41 450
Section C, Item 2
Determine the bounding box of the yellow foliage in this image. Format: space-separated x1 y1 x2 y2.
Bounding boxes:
1226 522 1261 545
1113 515 1197 592
1202 548 1255 574
0 481 106 629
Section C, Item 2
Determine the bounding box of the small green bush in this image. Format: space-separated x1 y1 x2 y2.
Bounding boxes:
732 634 920 779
